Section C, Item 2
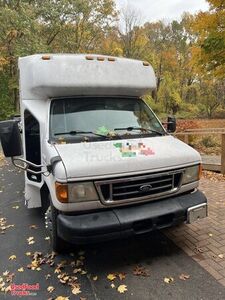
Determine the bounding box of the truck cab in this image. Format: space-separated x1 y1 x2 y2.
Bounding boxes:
0 54 207 251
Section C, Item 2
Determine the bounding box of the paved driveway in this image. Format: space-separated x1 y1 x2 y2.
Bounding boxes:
0 163 225 299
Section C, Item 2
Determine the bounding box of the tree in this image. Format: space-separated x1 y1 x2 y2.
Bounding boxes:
190 0 225 77
118 5 148 59
0 0 118 118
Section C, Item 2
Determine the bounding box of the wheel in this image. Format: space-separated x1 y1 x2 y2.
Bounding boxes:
46 200 68 253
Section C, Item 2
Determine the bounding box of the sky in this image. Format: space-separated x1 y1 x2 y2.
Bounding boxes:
115 0 209 23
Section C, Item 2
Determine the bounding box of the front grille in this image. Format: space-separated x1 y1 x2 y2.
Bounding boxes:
95 170 183 205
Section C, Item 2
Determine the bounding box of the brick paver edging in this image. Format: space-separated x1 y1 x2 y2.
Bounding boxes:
164 178 225 287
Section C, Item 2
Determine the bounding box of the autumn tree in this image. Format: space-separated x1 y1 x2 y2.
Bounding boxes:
190 0 225 77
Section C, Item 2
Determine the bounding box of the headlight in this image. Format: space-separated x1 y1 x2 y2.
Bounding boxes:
182 165 202 185
68 182 99 202
55 182 99 203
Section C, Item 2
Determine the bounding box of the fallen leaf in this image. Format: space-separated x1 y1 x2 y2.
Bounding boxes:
45 274 51 280
118 273 126 280
117 284 127 293
17 267 24 272
45 236 50 241
3 271 9 276
47 286 55 293
55 297 69 300
92 276 98 281
218 254 224 259
208 233 213 237
27 237 35 245
107 273 116 281
4 285 11 293
179 274 190 280
111 283 115 288
26 252 32 256
29 225 38 229
133 265 150 277
164 277 174 284
12 206 19 209
9 255 16 260
71 284 81 295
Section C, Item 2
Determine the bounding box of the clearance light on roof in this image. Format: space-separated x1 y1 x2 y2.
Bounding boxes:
143 61 150 66
42 55 51 60
85 55 94 60
97 56 105 61
108 57 116 62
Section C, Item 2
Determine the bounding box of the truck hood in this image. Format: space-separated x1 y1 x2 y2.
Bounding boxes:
54 135 201 180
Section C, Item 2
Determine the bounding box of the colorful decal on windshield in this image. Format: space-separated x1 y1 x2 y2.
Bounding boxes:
114 142 155 157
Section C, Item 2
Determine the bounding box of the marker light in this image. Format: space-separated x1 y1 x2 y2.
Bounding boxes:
143 61 150 66
55 182 68 203
97 56 105 61
42 55 51 60
85 55 94 60
108 57 116 62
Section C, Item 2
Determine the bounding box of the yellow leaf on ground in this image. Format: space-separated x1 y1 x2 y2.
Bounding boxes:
218 254 224 259
92 276 98 281
55 297 69 300
164 277 174 284
3 271 9 276
117 284 127 293
9 255 16 260
107 273 116 281
47 286 55 293
71 285 81 295
17 267 24 272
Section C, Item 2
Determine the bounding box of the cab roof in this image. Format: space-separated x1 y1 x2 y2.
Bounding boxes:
19 54 156 100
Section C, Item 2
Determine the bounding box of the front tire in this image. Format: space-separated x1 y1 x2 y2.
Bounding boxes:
46 202 68 253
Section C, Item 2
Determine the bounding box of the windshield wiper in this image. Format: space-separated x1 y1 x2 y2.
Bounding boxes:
54 130 109 139
113 126 164 136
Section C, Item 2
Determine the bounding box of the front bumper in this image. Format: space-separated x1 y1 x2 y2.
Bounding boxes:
57 190 207 244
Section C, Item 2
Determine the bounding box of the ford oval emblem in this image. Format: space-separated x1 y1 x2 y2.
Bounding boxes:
139 184 152 192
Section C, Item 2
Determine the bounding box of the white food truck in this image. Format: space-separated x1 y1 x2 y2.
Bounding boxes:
0 54 207 251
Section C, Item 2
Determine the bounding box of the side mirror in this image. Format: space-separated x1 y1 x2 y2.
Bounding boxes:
0 120 22 157
167 116 176 133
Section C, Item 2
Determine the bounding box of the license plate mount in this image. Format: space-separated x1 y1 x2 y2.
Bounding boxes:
187 203 207 224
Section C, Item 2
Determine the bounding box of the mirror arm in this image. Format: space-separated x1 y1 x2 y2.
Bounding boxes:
11 157 51 176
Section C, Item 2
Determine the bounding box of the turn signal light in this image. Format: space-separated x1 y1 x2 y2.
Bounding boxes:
55 182 68 203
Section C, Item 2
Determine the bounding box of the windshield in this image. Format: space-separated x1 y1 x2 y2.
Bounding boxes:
50 97 165 143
